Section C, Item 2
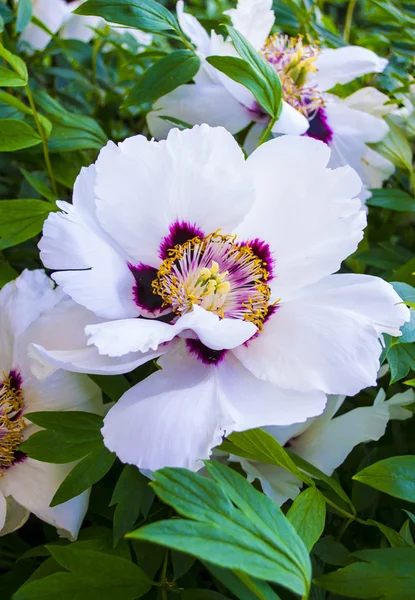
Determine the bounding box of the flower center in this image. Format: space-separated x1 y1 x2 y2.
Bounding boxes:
262 34 324 117
152 232 271 330
0 371 25 476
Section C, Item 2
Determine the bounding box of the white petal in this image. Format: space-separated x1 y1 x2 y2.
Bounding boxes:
86 305 257 356
343 87 394 118
235 135 365 299
224 0 274 50
103 345 326 471
1 459 89 540
60 14 102 42
326 101 389 145
234 274 410 395
22 370 102 415
39 165 138 320
20 0 68 50
217 353 327 429
313 46 388 91
26 298 165 378
271 101 310 135
291 398 391 475
383 389 415 420
147 83 252 139
102 348 222 471
237 460 302 506
362 147 395 190
176 0 211 54
0 269 61 374
94 126 254 267
0 492 6 532
0 496 30 536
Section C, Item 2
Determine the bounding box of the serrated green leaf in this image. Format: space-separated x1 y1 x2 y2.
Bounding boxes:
129 464 311 596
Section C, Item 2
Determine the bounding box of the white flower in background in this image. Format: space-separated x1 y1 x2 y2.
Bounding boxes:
17 0 151 51
34 126 408 472
0 270 102 539
233 389 414 505
147 0 391 200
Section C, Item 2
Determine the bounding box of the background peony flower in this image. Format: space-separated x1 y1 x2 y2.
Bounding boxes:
232 389 415 505
0 270 102 540
147 0 390 200
17 0 151 51
34 125 408 471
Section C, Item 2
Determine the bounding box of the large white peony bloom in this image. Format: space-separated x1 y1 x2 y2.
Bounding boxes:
147 0 392 200
34 125 408 471
233 389 415 505
0 270 102 540
18 0 151 51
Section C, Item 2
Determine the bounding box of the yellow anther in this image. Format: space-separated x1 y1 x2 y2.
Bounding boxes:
199 267 211 279
204 280 217 295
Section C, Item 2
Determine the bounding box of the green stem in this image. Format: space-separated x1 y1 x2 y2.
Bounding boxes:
160 549 169 600
344 0 358 42
409 167 415 195
178 31 195 52
25 84 57 196
258 116 277 147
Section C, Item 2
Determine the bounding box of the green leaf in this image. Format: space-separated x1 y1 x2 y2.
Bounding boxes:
206 563 282 600
0 91 52 136
221 428 314 487
0 43 28 80
372 117 413 170
313 536 351 566
181 592 230 599
353 456 415 502
14 547 152 600
367 188 415 212
0 199 56 249
129 463 311 596
19 430 100 463
89 374 130 403
387 344 415 382
368 520 412 548
24 411 103 441
206 56 276 117
0 119 41 152
0 256 17 287
50 445 116 506
73 0 179 35
0 67 27 87
110 465 151 545
125 50 200 107
399 520 414 546
20 169 57 202
287 487 326 552
315 547 415 599
207 26 282 118
15 0 33 33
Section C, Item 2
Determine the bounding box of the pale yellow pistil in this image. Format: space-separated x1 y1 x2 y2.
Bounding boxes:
197 261 231 297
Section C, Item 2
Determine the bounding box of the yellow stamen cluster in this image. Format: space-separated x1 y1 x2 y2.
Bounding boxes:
152 232 271 329
262 34 324 116
0 373 25 476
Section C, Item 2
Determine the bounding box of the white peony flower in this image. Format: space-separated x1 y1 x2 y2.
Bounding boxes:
34 125 408 472
233 389 415 505
147 0 390 200
17 0 151 51
0 270 102 540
